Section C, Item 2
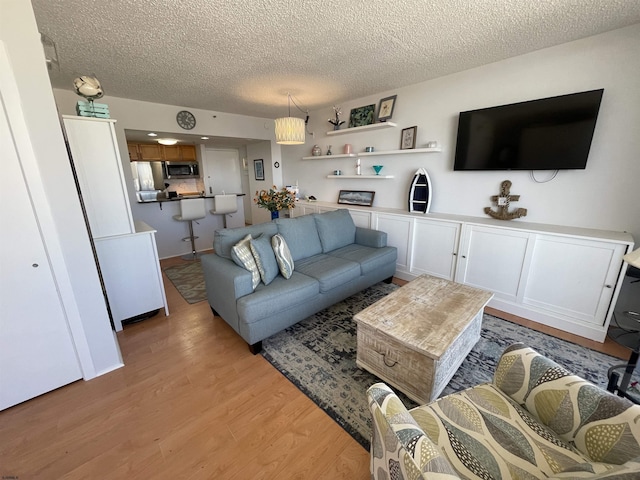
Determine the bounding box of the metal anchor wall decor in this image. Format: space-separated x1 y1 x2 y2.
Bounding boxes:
484 180 527 220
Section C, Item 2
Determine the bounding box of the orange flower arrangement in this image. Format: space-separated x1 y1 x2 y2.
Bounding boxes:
254 186 296 212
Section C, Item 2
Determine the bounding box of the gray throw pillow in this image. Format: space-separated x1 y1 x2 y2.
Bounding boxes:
249 233 279 285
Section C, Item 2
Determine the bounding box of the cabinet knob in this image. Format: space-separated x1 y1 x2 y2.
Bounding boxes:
32 263 39 268
452 252 457 256
461 255 467 259
605 284 612 289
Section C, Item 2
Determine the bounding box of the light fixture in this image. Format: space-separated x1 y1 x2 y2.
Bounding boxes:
275 93 309 145
147 132 158 137
624 248 640 269
157 138 178 146
200 136 210 140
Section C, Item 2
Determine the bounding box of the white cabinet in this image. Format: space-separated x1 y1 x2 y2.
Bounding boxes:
523 235 626 326
375 213 413 274
348 209 373 229
63 117 135 237
456 225 533 302
63 116 169 331
410 218 461 280
290 203 319 217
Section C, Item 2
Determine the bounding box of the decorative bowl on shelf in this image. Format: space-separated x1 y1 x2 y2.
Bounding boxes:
372 165 384 175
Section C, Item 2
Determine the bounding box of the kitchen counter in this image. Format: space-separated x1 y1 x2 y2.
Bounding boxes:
137 192 245 204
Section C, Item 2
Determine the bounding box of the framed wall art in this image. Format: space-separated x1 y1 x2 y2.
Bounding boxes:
349 104 375 128
377 95 397 122
337 190 375 207
400 126 417 150
254 159 265 181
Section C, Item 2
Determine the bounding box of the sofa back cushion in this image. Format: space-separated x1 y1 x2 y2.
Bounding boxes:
313 209 356 253
274 215 322 261
214 223 278 259
494 344 640 465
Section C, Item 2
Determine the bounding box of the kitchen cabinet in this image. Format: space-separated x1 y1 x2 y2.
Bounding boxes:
127 142 141 161
139 143 163 161
410 218 461 280
128 142 197 162
163 144 197 162
180 144 197 161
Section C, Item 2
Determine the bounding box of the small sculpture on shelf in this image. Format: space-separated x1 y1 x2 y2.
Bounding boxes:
326 145 332 155
311 144 322 156
328 106 345 130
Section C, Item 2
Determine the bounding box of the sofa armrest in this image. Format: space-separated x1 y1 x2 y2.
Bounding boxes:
355 227 387 248
367 383 459 479
494 343 640 464
201 253 254 326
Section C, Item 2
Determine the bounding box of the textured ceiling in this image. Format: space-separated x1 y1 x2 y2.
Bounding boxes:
32 0 640 119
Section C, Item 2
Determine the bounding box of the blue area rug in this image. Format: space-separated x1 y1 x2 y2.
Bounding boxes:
261 282 623 450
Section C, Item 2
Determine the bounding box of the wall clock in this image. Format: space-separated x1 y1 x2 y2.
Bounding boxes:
176 110 196 130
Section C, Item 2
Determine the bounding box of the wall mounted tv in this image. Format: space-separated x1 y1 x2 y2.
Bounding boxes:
453 89 604 171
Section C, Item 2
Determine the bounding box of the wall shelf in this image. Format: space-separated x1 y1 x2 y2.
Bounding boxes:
326 122 397 136
327 175 395 179
303 147 441 160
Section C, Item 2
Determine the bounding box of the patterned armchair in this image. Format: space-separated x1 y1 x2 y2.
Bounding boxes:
367 343 640 479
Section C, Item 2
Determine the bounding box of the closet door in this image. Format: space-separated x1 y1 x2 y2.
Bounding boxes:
0 47 82 410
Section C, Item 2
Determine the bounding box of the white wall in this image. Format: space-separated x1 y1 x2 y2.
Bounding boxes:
282 24 640 245
1 1 122 377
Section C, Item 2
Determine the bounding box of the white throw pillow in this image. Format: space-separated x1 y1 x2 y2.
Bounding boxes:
230 234 260 290
271 233 294 279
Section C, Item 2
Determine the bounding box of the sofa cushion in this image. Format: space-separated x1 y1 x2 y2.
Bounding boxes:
313 209 356 253
214 223 278 259
237 271 319 323
328 244 397 275
271 234 294 279
274 215 322 261
230 234 260 290
249 234 279 285
295 254 360 293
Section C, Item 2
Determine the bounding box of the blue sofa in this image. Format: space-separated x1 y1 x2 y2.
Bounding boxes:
201 209 397 353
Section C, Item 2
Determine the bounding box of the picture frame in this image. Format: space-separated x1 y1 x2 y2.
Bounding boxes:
254 159 265 181
377 95 397 122
400 126 417 150
349 104 376 128
337 190 375 207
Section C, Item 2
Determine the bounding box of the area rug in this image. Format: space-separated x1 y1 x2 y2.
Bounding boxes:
163 261 207 304
261 282 623 450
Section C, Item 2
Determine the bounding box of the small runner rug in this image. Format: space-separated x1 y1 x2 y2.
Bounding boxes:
163 261 207 304
261 282 623 450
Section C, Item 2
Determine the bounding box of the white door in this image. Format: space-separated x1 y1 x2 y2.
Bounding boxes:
456 225 532 301
203 148 241 196
523 235 626 325
411 218 461 280
0 60 82 409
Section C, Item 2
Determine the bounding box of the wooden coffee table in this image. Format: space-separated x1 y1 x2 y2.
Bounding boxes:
355 275 493 403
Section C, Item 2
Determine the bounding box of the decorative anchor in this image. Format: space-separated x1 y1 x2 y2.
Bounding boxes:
484 180 527 220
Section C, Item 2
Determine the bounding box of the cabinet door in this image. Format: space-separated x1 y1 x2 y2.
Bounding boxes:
376 214 413 273
181 145 197 161
162 145 181 161
348 209 371 228
410 219 461 280
139 143 163 160
523 235 626 325
127 142 140 161
64 117 135 238
456 225 531 301
317 205 337 214
293 204 318 217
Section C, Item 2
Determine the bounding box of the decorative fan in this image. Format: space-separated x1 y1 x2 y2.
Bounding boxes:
73 75 104 104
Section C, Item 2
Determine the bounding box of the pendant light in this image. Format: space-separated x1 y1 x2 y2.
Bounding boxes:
275 93 307 145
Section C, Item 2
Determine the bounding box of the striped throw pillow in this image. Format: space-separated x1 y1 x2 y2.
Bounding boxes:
230 234 260 290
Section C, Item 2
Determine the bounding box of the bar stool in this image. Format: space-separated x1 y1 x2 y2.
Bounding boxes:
210 194 238 228
173 198 206 260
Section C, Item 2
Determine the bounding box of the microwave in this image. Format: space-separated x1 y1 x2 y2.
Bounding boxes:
163 161 199 179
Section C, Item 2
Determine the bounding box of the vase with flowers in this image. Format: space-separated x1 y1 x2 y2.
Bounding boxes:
254 186 296 219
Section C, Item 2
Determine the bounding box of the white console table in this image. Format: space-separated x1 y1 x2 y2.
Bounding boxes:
290 201 634 342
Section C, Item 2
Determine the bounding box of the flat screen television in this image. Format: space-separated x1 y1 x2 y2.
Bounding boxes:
453 89 604 171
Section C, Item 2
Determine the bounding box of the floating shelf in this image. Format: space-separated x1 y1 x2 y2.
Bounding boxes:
302 153 356 160
326 122 397 136
303 147 441 160
327 175 395 179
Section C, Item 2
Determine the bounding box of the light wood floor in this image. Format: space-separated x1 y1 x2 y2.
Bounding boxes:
0 257 630 479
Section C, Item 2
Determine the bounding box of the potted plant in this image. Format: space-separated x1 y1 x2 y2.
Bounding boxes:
254 186 296 219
